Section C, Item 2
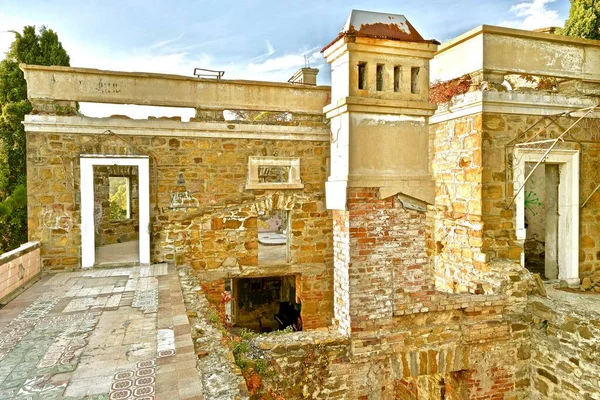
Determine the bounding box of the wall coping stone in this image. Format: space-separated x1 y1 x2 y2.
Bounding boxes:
0 241 41 265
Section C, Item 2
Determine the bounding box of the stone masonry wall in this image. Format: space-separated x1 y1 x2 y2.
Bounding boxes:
430 115 485 294
483 113 600 281
250 297 532 399
429 111 600 293
26 129 333 329
529 290 600 399
26 131 329 267
332 209 350 335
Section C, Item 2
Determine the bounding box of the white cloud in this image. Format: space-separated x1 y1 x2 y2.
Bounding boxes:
266 40 275 56
499 0 564 30
73 42 326 119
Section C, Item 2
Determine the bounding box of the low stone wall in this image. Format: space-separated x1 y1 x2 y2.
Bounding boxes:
529 287 600 399
0 241 41 304
177 265 249 400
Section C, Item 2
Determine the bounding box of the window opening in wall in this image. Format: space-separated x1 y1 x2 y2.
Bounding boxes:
411 67 421 94
394 66 401 92
231 276 301 334
376 64 384 91
246 157 303 189
109 176 130 220
258 210 290 265
258 165 290 183
523 162 559 280
358 62 367 90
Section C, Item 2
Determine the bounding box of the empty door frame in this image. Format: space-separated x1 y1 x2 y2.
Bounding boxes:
80 155 150 268
514 149 579 286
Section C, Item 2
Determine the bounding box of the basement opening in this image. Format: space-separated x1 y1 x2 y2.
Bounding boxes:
230 276 301 333
258 209 290 265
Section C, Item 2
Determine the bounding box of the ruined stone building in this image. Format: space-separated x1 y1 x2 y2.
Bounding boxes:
4 8 600 399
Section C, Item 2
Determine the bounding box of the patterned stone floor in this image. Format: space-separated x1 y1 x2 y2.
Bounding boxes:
0 264 204 400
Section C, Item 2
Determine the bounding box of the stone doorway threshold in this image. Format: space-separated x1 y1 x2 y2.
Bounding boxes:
95 240 139 267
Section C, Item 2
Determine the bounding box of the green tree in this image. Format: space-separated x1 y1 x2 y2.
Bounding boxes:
0 26 70 252
109 178 129 220
559 0 600 39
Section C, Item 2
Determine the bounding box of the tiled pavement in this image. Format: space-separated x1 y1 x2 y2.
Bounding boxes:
0 264 204 400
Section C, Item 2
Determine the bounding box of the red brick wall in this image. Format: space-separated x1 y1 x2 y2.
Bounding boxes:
345 188 430 331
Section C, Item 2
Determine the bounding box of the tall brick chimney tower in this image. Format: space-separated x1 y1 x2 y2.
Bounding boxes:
322 10 439 335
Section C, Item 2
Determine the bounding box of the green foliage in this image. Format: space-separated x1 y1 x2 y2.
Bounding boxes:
0 184 27 251
559 0 600 40
109 178 129 220
232 338 249 357
0 25 70 252
254 358 267 374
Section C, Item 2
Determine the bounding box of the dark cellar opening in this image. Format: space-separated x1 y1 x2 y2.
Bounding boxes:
230 276 301 334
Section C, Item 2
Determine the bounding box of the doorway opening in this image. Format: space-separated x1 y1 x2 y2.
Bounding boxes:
229 276 300 333
93 166 140 265
257 210 290 265
523 162 559 279
514 149 579 285
80 156 150 268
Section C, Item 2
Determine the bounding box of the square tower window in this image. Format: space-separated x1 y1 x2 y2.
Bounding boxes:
394 66 402 92
376 64 384 91
411 67 421 94
358 62 367 90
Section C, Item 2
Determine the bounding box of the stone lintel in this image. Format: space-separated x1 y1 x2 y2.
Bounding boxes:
20 64 330 115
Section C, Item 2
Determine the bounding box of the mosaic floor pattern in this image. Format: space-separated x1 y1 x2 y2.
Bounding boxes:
0 264 203 400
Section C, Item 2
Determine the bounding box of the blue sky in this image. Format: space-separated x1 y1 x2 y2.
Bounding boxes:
0 0 570 118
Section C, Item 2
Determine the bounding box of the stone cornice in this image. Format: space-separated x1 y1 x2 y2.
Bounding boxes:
430 91 600 124
23 115 331 142
324 96 437 118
